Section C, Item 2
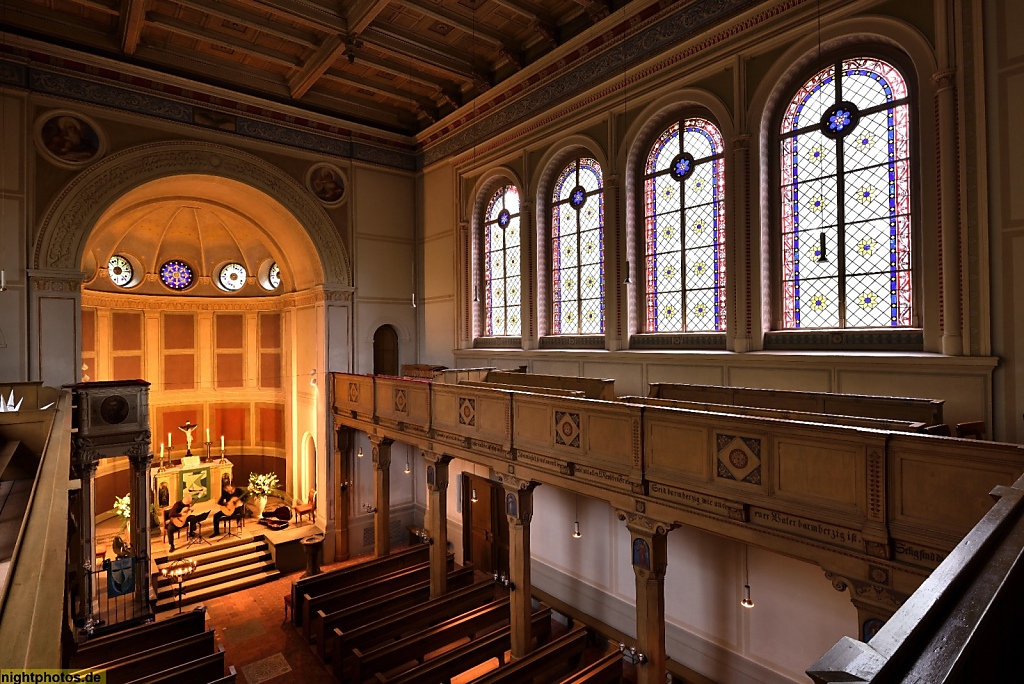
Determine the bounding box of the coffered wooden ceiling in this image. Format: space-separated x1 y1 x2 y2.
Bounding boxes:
1 0 638 134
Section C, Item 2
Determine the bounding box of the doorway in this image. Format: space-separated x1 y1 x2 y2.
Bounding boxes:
373 325 399 376
461 473 509 576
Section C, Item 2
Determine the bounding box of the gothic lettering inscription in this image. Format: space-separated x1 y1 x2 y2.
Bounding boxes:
893 540 947 569
649 482 742 520
751 507 863 551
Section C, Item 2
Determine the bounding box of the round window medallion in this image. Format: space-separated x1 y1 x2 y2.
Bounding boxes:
218 262 247 291
108 254 133 287
160 260 194 290
99 395 130 424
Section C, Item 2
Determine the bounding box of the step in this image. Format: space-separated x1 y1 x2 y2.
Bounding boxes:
155 569 281 611
155 548 272 586
155 535 265 565
156 559 278 598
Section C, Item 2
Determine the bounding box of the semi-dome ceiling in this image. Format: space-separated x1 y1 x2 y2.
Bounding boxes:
83 174 324 295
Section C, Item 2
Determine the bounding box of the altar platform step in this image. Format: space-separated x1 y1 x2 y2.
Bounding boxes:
154 536 280 611
156 534 265 567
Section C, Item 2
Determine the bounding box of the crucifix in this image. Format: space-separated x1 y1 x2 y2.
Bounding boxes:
178 421 199 456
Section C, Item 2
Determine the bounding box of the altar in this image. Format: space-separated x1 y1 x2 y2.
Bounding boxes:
152 458 234 520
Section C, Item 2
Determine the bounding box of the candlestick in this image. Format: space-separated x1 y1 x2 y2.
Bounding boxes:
204 440 212 463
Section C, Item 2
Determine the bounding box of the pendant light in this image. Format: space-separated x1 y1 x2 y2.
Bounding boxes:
572 494 582 538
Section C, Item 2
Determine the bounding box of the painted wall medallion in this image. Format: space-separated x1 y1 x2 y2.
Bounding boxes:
632 538 651 570
554 411 581 448
306 163 346 206
459 397 476 426
393 388 408 413
35 110 106 168
715 433 762 485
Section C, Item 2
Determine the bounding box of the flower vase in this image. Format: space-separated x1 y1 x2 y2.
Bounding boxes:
257 495 267 518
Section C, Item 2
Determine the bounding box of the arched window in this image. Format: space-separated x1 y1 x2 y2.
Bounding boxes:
483 184 522 336
780 57 911 329
644 118 726 332
551 157 604 335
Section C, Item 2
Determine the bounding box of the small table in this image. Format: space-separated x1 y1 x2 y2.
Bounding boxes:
301 534 324 578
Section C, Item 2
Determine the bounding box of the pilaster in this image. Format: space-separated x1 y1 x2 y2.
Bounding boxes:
497 472 539 659
423 451 452 598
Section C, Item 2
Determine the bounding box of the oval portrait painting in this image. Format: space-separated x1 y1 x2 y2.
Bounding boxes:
306 162 346 206
36 111 105 168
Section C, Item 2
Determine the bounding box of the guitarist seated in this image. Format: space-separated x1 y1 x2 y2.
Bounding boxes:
165 492 194 551
213 483 246 535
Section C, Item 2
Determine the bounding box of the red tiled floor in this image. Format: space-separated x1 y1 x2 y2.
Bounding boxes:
196 554 372 684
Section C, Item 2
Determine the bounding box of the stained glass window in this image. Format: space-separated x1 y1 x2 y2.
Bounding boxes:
780 57 912 329
483 184 522 336
644 118 726 332
552 157 604 334
218 262 247 291
108 254 133 288
159 260 194 290
268 263 281 289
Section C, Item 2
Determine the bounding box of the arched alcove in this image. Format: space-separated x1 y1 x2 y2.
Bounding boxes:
373 325 399 376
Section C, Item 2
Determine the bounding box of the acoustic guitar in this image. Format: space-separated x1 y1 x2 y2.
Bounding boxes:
217 496 244 517
167 504 191 529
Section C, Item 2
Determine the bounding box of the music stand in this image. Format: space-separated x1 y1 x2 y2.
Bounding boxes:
185 511 211 548
218 507 244 541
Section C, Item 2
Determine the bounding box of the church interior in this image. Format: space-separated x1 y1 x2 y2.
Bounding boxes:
1 0 1023 682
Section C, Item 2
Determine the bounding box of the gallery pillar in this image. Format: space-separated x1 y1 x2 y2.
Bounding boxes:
618 511 673 684
74 447 98 620
423 452 452 599
127 438 152 605
499 473 538 659
370 435 393 557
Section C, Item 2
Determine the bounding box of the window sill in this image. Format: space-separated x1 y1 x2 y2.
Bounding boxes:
763 329 923 351
474 336 522 349
630 332 726 350
538 335 605 350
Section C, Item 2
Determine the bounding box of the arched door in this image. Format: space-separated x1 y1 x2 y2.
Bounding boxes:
373 325 399 376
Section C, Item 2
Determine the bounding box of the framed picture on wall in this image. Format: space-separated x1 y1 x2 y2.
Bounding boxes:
305 162 347 206
34 110 107 168
181 466 211 503
154 472 173 509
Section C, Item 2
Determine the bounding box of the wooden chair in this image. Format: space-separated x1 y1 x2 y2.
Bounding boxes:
955 420 987 439
294 489 316 524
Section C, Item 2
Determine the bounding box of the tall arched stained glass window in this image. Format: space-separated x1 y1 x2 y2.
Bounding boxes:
484 184 522 336
644 118 726 332
780 57 912 329
552 157 604 335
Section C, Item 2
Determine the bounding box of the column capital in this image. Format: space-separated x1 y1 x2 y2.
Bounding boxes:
497 473 539 526
370 436 393 470
931 68 956 90
424 452 452 492
732 133 752 149
616 509 674 580
126 431 152 464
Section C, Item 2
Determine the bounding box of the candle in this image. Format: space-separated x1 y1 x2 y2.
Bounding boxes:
168 432 172 448
220 435 225 450
160 443 164 458
206 428 210 443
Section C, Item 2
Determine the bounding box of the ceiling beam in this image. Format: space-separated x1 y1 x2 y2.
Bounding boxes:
399 0 512 52
346 0 392 35
64 0 118 15
321 68 433 111
169 0 320 48
573 0 611 24
363 25 485 86
288 34 347 99
246 0 346 33
119 0 148 54
147 12 304 68
351 51 457 95
489 0 558 48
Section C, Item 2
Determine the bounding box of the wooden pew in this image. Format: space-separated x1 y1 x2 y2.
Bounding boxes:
292 544 429 627
352 597 512 682
371 607 552 684
332 579 495 673
555 649 624 684
71 610 206 669
470 622 588 683
315 565 478 661
76 631 215 684
126 650 230 683
302 555 453 642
